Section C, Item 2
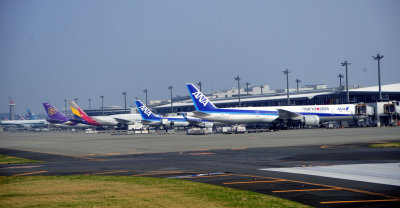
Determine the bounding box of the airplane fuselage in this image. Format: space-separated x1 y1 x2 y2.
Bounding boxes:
192 104 360 124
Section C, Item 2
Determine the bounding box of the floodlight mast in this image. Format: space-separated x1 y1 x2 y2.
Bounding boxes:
283 69 290 105
341 61 350 103
234 76 241 107
295 79 301 91
168 86 173 113
373 53 384 101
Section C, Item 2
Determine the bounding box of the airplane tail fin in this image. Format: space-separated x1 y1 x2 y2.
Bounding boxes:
26 109 38 120
134 100 160 120
186 83 218 112
42 103 69 123
69 101 86 118
70 101 101 126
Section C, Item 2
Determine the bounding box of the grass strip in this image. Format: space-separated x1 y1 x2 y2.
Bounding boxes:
0 175 310 208
0 154 42 164
368 142 400 148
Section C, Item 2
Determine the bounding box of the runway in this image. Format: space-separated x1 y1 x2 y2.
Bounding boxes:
1 127 400 207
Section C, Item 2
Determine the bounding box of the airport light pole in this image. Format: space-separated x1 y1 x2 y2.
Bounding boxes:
373 53 384 101
260 85 264 94
246 82 250 95
283 69 291 105
74 98 78 105
64 99 67 116
143 89 148 105
88 99 91 109
341 60 351 103
100 95 104 115
295 79 301 92
338 74 344 89
168 86 173 113
122 91 127 113
234 76 241 107
197 82 202 92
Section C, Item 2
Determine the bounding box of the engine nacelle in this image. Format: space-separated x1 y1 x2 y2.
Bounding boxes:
160 119 169 125
199 122 214 128
301 115 320 126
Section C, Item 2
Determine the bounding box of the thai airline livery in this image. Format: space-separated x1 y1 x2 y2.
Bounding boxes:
42 103 89 127
186 83 364 126
135 100 215 128
70 101 141 128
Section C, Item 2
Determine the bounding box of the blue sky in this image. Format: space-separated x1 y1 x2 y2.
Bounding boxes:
1 0 399 115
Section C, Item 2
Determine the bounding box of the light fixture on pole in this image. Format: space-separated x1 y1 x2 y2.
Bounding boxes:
282 69 291 105
143 89 148 105
100 95 104 115
340 60 351 103
295 79 301 92
168 86 173 113
197 82 202 92
338 74 344 89
373 53 384 101
234 76 241 107
122 91 127 113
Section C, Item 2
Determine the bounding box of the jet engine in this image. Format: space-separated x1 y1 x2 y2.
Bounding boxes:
301 115 320 126
199 122 214 128
160 119 174 128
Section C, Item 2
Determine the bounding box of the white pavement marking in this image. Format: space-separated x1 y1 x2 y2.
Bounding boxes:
261 163 400 186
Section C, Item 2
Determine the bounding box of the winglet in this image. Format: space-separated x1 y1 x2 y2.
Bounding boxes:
134 100 160 120
186 83 217 112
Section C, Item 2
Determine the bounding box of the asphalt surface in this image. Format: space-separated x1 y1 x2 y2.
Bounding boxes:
1 127 400 207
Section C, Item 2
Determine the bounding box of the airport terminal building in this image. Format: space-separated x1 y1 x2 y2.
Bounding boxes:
152 83 400 114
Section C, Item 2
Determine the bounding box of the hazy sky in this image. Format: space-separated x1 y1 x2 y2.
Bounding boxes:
1 0 399 115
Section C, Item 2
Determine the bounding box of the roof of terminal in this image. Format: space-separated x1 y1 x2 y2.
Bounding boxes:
154 83 400 109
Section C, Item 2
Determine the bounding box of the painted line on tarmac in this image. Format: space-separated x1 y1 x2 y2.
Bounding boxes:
231 173 399 199
320 199 400 204
191 149 211 152
261 163 400 186
189 152 215 155
93 170 129 175
13 171 48 176
273 188 340 193
3 165 42 169
224 180 285 185
168 172 228 179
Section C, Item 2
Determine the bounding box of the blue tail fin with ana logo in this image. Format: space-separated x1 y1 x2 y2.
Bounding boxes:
134 100 160 120
186 83 217 112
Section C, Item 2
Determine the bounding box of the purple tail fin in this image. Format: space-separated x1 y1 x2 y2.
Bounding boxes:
42 103 69 123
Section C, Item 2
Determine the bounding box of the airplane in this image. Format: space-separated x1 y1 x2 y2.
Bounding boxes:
26 109 38 120
135 100 214 128
42 103 89 128
0 115 48 128
186 83 364 127
70 101 141 128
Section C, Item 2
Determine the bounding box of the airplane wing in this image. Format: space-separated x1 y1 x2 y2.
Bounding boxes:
277 109 302 120
182 114 203 125
114 118 132 124
192 111 210 117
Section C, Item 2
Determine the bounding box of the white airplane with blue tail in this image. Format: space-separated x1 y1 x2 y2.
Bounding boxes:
186 83 364 127
135 100 214 128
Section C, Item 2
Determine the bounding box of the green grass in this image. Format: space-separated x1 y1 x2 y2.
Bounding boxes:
0 175 310 208
369 142 400 148
0 154 42 164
